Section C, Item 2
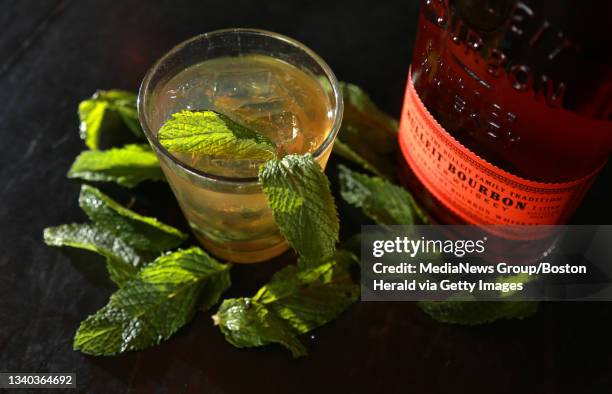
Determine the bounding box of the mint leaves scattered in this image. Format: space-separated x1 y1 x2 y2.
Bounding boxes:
68 144 164 188
44 185 187 286
338 167 538 325
52 87 356 359
259 154 339 263
74 247 231 355
158 110 276 161
46 79 540 360
79 90 143 149
213 250 358 357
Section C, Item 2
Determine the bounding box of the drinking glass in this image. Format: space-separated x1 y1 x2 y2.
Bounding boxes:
137 29 343 263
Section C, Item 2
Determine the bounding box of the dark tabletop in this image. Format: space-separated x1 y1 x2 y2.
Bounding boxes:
1 1 611 393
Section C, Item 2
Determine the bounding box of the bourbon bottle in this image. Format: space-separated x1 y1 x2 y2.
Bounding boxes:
399 0 611 237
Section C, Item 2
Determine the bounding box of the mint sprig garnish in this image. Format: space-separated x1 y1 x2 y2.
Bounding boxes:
68 144 164 188
44 185 187 286
259 154 339 263
74 247 231 355
158 110 276 161
79 90 143 149
213 250 358 357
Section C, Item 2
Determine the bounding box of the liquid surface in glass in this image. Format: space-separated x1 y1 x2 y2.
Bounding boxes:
152 54 333 177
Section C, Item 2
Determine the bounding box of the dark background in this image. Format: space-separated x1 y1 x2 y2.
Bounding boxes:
1 0 611 393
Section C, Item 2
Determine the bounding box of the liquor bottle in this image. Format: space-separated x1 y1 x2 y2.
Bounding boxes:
398 0 611 239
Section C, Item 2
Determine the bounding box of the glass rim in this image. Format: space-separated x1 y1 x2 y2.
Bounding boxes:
137 28 344 185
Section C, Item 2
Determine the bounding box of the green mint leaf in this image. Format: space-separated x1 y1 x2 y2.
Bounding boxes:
68 144 164 188
79 90 143 149
158 110 276 161
78 184 187 252
416 301 538 325
214 298 307 358
254 250 359 333
259 154 339 263
333 82 399 180
43 223 145 286
44 185 187 286
213 250 358 357
338 165 427 225
136 247 232 312
74 247 231 356
79 99 106 149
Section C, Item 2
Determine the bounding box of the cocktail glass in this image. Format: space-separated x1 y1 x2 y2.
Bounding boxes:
137 29 343 263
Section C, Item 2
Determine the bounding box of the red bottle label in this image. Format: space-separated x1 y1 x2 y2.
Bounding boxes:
399 70 600 238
